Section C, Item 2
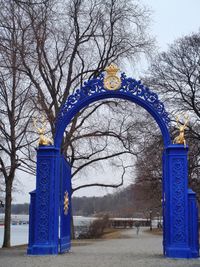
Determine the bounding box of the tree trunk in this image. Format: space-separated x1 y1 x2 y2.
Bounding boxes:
2 179 13 248
70 205 75 239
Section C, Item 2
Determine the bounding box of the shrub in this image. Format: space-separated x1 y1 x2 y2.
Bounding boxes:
87 214 110 238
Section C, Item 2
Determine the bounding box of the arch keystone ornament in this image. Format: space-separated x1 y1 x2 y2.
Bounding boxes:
27 66 199 258
104 63 121 90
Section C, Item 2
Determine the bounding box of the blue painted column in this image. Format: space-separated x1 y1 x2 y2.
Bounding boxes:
27 190 36 251
27 146 60 255
188 189 199 257
164 144 191 258
59 156 72 253
162 151 167 256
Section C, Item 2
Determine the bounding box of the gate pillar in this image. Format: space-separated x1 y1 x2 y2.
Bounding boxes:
163 144 191 258
27 146 60 255
188 189 199 257
60 156 72 253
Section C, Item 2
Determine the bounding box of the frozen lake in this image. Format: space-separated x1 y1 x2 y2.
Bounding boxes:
0 216 94 247
0 225 29 246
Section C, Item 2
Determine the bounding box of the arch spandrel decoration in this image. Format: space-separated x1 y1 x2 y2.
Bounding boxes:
55 72 171 147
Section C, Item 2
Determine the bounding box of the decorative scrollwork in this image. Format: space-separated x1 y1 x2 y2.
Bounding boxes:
56 71 170 133
172 158 186 243
36 160 50 242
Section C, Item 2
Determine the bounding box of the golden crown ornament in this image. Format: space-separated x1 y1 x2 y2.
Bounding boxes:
104 63 121 90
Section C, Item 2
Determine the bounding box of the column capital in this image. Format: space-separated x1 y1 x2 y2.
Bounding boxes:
165 144 188 153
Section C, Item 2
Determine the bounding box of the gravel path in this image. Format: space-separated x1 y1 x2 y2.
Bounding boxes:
0 228 199 267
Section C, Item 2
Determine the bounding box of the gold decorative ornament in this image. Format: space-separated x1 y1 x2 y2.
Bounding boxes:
33 115 53 146
104 63 121 90
173 114 189 148
64 191 69 215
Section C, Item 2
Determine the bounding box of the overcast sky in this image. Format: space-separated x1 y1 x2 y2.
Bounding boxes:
13 0 200 204
147 0 200 49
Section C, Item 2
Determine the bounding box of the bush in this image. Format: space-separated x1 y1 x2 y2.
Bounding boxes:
87 214 110 238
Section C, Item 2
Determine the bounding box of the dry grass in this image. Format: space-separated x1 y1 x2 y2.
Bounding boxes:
145 228 163 235
72 239 96 246
72 228 127 246
100 228 124 239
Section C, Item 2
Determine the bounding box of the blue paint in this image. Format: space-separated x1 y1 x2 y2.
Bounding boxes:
59 156 71 253
27 71 199 258
188 189 199 257
55 73 171 148
27 190 36 253
27 146 60 255
163 145 191 258
162 151 167 256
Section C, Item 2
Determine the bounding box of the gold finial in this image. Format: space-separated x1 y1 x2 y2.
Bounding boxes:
64 191 69 215
33 115 53 146
104 63 121 90
173 114 189 148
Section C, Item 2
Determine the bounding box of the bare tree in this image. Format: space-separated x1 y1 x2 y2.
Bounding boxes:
0 0 154 244
146 31 200 202
133 134 163 212
11 0 154 185
0 1 34 247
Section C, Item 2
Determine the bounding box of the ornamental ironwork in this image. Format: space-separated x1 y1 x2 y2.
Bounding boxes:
56 70 170 132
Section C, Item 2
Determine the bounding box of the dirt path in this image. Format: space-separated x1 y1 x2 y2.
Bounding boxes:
0 228 199 267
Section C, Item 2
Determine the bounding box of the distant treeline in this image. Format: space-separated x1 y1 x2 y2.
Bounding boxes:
0 186 134 216
0 187 134 216
0 185 158 217
72 186 136 217
0 203 29 214
73 184 161 218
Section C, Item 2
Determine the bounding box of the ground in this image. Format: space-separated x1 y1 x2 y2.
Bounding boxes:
0 228 199 267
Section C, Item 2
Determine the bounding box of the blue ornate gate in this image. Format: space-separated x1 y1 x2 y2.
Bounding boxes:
27 65 199 258
59 156 71 253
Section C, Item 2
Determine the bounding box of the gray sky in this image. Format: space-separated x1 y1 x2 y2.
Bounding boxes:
13 0 200 203
147 0 200 50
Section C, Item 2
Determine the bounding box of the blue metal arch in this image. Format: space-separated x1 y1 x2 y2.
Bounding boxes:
55 73 171 148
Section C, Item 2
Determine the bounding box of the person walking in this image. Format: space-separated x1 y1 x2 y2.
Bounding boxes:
135 221 140 235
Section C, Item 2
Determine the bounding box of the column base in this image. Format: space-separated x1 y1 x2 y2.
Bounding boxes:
165 246 195 259
27 244 58 255
190 250 199 258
